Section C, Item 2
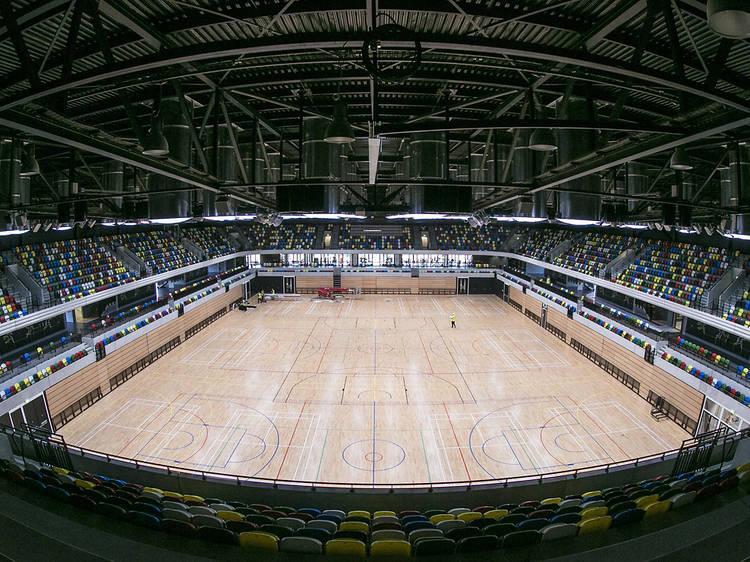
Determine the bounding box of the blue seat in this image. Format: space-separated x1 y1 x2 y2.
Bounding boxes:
517 518 548 531
401 514 428 525
502 529 542 548
404 520 434 534
611 508 645 527
316 513 342 524
46 485 71 502
127 510 161 529
413 537 456 556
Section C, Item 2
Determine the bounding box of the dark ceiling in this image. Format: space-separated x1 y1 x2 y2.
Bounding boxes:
1 0 749 223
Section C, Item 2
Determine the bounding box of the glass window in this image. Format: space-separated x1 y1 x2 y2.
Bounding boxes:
704 398 721 417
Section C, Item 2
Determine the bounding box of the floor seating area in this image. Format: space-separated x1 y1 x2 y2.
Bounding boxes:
245 224 317 250
183 227 235 259
14 239 134 302
554 233 641 276
614 242 734 307
434 224 510 251
1 457 745 557
338 225 412 250
661 351 750 407
109 232 198 274
516 229 570 261
724 290 750 327
0 347 88 403
0 287 27 323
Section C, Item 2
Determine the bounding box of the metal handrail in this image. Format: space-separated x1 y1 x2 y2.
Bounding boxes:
54 434 731 492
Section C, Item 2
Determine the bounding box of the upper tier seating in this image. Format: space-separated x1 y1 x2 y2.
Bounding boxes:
338 225 412 250
554 233 642 276
2 456 744 558
245 224 316 250
0 287 27 323
183 227 235 259
109 232 198 275
614 242 733 307
15 239 134 302
516 229 570 261
434 224 510 251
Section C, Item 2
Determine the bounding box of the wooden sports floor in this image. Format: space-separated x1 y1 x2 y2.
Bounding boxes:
59 295 689 487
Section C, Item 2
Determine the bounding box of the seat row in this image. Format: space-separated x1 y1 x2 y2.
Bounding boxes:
554 233 640 276
3 457 746 557
109 232 198 274
183 226 236 258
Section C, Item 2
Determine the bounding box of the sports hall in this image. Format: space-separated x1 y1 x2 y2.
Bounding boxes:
1 2 750 561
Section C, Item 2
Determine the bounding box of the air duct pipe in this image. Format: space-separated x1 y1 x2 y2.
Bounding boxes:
556 98 601 221
627 162 648 213
148 97 190 219
513 130 547 218
102 161 124 209
304 117 341 213
728 143 750 234
0 138 21 208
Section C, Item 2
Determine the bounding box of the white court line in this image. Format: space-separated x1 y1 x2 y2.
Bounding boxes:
147 402 203 463
612 402 675 450
545 406 596 464
482 330 522 369
196 408 243 469
398 297 406 317
506 411 540 471
296 414 319 480
292 413 315 479
76 398 141 447
431 415 454 482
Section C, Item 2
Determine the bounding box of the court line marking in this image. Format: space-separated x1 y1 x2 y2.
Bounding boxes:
442 402 471 481
121 392 189 457
275 401 307 480
419 429 432 484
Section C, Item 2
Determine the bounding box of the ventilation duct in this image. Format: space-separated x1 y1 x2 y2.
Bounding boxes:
204 123 240 216
512 130 547 218
626 162 648 213
0 138 21 209
727 143 750 235
408 131 446 180
302 117 341 213
102 161 124 209
148 97 190 219
556 98 601 221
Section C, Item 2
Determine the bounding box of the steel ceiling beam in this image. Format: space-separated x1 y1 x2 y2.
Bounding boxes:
377 119 687 136
0 108 268 208
475 111 750 210
2 36 749 114
99 0 161 49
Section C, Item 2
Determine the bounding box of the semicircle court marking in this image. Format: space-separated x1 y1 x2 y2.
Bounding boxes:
341 439 407 472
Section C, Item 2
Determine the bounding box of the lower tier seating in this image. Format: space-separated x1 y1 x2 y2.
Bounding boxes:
1 457 744 557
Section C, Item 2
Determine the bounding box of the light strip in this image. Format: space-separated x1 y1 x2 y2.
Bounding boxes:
150 217 191 225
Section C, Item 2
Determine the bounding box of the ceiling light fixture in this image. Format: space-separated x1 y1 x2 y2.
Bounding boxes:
324 95 355 144
707 0 750 38
669 147 693 170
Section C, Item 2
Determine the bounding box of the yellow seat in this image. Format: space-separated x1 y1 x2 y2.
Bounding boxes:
735 462 750 474
635 494 659 509
429 514 454 524
162 491 183 500
484 509 509 520
541 497 562 505
183 494 204 503
580 506 608 521
370 539 411 557
239 531 278 551
577 516 612 535
340 521 369 533
643 500 671 519
457 511 482 522
216 510 244 521
52 467 69 475
373 510 396 518
325 538 366 557
347 510 370 520
582 490 601 498
74 479 95 490
142 487 163 495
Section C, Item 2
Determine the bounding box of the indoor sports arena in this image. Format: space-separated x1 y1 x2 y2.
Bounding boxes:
0 1 749 560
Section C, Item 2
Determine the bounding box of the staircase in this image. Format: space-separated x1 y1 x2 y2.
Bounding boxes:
333 268 342 288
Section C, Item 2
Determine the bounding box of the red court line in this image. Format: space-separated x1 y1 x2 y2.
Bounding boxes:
115 392 185 456
275 401 307 480
316 331 334 373
178 412 210 463
443 402 471 481
418 333 435 374
568 396 629 458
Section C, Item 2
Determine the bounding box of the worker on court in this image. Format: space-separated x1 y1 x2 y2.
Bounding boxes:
450 312 456 328
258 291 263 305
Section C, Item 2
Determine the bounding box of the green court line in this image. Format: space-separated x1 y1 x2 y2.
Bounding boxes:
420 430 432 484
507 426 538 473
314 429 329 482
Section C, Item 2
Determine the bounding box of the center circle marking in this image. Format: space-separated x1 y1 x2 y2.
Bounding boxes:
365 451 383 463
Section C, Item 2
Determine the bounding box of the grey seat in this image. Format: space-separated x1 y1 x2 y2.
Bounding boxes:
307 519 337 534
541 523 578 542
279 536 323 554
276 517 306 531
371 529 406 542
191 514 225 529
162 508 192 523
409 528 443 544
189 505 215 517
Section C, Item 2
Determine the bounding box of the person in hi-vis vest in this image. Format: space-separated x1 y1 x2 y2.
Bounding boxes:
450 313 456 328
